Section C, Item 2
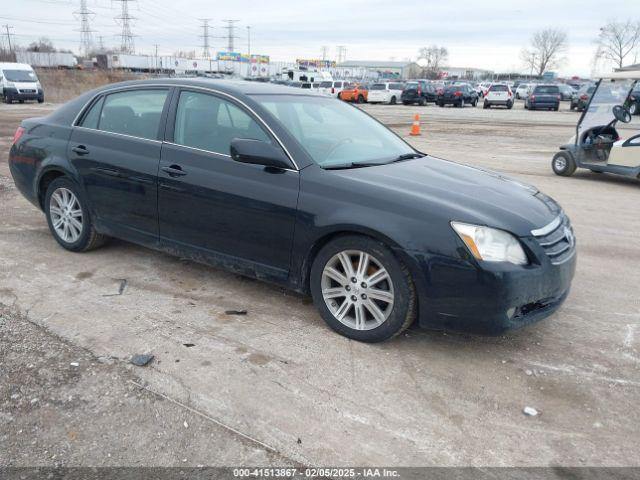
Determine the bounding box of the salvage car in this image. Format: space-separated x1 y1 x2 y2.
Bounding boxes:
525 84 561 111
368 82 404 104
338 83 368 103
437 84 479 107
483 83 514 109
401 80 436 105
9 79 576 342
552 70 639 179
570 84 596 111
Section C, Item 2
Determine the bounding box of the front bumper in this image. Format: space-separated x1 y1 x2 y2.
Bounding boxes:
400 233 577 335
3 87 44 101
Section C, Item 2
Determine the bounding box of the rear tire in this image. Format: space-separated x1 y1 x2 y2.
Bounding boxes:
390 96 397 105
483 101 490 109
418 98 426 106
438 101 444 107
552 151 577 177
45 177 108 252
402 101 410 105
357 95 365 104
507 101 513 109
310 235 416 343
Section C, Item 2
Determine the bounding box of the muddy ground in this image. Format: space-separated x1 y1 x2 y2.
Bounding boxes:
0 98 639 467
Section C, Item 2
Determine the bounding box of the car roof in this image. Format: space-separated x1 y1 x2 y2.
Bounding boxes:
0 62 34 70
93 78 322 97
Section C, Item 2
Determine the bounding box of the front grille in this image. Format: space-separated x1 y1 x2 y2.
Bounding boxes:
19 89 36 94
532 214 576 265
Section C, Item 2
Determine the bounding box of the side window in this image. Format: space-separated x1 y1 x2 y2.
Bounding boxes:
173 90 270 155
80 96 104 129
99 89 168 140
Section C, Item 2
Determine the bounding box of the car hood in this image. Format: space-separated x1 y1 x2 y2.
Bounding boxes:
334 156 561 237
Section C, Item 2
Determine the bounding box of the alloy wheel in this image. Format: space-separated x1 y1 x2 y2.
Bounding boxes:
554 156 567 171
321 250 395 331
49 187 83 243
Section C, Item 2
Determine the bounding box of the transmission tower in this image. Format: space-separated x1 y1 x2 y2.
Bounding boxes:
321 45 329 61
114 0 136 54
199 18 212 58
336 45 347 64
74 0 95 56
221 19 239 52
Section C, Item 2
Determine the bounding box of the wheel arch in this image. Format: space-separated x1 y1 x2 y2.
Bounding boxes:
36 166 74 211
299 226 406 295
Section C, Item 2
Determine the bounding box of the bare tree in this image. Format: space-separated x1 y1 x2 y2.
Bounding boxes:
595 20 640 69
520 28 568 76
418 45 448 79
27 37 56 52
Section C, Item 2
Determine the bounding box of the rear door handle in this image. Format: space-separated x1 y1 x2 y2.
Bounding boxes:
161 165 187 177
72 145 89 155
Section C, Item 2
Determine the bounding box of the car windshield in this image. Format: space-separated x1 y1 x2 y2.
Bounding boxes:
253 95 416 168
579 79 638 137
3 69 37 82
370 84 387 90
534 86 559 94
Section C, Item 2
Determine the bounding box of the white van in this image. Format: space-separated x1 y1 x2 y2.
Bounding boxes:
0 63 44 104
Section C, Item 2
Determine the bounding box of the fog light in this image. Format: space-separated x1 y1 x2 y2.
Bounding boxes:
506 307 516 319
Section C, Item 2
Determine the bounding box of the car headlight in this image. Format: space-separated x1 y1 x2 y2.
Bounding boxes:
451 222 528 265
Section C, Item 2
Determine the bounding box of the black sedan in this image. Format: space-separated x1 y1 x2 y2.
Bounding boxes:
8 79 576 342
526 84 561 111
437 84 479 107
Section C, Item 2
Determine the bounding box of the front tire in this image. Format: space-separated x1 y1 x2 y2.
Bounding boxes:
45 177 107 252
310 235 416 343
552 151 577 177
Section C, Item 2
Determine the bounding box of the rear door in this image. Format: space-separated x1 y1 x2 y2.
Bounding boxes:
158 88 300 281
69 87 171 244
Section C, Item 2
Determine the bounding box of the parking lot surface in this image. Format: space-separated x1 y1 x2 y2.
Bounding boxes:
1 100 639 466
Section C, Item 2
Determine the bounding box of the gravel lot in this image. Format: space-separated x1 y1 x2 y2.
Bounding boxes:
1 98 639 467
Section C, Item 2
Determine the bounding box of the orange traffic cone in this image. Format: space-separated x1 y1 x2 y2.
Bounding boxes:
410 114 421 136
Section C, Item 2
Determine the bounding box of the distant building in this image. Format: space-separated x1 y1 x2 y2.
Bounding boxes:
439 66 493 80
616 63 640 72
335 60 421 80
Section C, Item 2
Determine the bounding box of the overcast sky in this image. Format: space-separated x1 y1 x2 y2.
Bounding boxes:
3 0 637 76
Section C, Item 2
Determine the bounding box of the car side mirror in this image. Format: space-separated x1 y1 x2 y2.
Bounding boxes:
230 138 292 170
612 105 632 124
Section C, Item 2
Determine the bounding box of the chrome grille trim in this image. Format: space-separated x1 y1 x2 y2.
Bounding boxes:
532 214 576 265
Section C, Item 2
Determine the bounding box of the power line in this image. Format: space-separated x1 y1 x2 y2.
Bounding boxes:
74 0 95 56
221 19 239 52
113 0 135 54
199 18 212 59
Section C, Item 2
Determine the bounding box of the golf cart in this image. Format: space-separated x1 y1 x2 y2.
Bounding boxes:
552 70 640 178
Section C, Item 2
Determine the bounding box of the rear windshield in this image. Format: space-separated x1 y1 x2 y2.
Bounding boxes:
404 82 418 90
319 81 332 88
490 85 508 92
534 85 559 94
370 84 387 90
445 86 461 92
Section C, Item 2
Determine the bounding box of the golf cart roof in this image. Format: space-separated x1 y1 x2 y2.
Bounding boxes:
606 70 640 80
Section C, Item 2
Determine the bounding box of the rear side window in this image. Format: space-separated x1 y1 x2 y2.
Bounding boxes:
99 89 168 140
80 96 105 129
370 84 386 90
319 81 332 88
174 90 270 155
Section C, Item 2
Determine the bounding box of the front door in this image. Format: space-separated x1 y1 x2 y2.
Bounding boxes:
69 87 171 244
158 89 299 282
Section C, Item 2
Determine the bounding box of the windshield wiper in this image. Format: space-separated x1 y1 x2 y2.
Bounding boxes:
322 153 425 170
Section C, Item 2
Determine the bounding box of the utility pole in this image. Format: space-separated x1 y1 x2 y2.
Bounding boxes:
74 0 95 57
199 18 212 58
247 25 251 57
153 43 159 74
321 46 329 61
221 19 239 52
97 35 105 52
336 45 347 64
113 0 136 54
3 24 13 53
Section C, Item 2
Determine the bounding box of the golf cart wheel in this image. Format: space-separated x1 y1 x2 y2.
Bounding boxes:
552 151 576 177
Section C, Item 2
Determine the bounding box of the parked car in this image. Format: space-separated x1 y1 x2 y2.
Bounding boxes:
570 84 596 111
478 82 492 97
515 83 533 100
339 83 368 103
525 84 561 111
437 84 479 107
367 82 405 105
483 84 514 109
317 80 349 98
0 62 44 104
400 80 436 105
8 79 576 342
558 84 574 101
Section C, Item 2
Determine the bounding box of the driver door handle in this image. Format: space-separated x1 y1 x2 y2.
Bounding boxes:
161 165 187 177
72 145 89 155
